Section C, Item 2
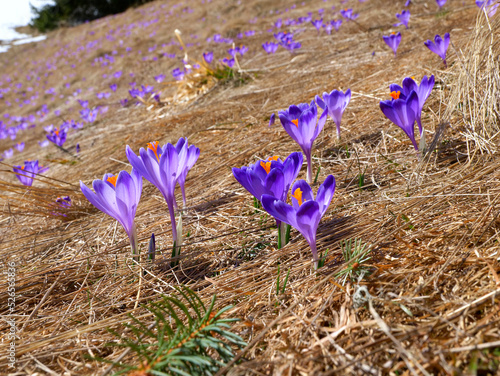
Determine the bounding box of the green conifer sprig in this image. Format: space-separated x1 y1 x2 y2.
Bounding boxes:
99 286 246 375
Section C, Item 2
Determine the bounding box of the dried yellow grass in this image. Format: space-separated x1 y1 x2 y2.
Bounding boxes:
0 0 499 375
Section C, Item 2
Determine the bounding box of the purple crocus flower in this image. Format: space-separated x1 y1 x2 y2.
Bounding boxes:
233 152 303 248
3 148 13 159
232 152 303 203
269 113 276 127
172 68 185 81
46 127 67 147
395 10 410 28
424 33 450 67
379 90 420 150
78 99 89 108
261 175 336 269
80 108 98 123
436 0 446 8
383 32 402 57
222 57 235 67
203 51 214 64
315 89 351 139
476 0 499 17
109 83 118 92
274 32 302 51
56 195 72 207
340 8 359 20
311 19 324 32
262 41 279 54
279 101 327 183
239 45 249 56
331 19 342 31
126 140 188 255
15 142 25 152
13 160 49 186
174 138 200 207
80 169 142 256
389 75 435 135
227 48 237 57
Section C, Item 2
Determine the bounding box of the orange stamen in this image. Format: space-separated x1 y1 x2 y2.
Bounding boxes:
260 161 272 174
267 155 279 161
390 91 401 100
107 175 118 187
54 129 59 135
291 119 299 127
147 141 161 161
292 187 303 206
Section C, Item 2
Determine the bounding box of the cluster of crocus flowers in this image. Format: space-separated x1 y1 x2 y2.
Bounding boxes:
13 160 49 186
379 75 435 153
274 32 302 51
46 126 68 147
340 8 359 20
383 32 402 57
279 101 327 183
476 0 499 17
262 175 336 269
424 33 450 67
316 88 351 139
80 170 142 258
262 41 279 54
126 138 199 263
389 75 435 137
232 152 303 248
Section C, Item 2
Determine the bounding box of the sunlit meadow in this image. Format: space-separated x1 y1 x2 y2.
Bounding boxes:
1 0 500 374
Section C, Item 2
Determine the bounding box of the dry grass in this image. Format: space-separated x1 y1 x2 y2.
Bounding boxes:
1 0 500 375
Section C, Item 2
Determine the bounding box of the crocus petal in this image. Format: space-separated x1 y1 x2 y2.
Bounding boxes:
92 179 119 217
81 180 116 218
282 152 303 196
295 200 321 246
115 170 140 233
315 95 326 110
315 175 336 215
261 194 298 228
265 168 285 199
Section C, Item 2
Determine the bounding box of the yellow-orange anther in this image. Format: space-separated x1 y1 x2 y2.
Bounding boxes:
107 175 118 187
292 187 303 206
267 155 279 161
260 161 272 174
147 141 161 161
291 119 299 127
54 129 59 135
390 91 401 100
411 76 415 80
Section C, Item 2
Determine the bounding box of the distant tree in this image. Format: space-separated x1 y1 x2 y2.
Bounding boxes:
30 0 154 32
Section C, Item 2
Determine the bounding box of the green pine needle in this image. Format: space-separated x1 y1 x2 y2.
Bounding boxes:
334 238 372 285
94 286 246 375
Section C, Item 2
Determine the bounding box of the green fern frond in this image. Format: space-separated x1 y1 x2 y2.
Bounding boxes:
98 286 246 376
